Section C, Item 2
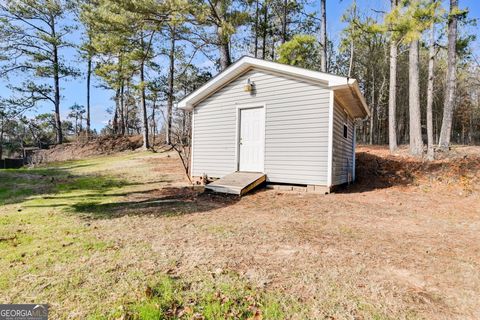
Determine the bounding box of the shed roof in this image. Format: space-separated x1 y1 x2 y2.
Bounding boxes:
177 56 370 118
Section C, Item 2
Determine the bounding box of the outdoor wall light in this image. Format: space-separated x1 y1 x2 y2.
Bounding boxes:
244 78 253 92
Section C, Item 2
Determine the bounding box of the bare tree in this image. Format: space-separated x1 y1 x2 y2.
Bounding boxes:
171 114 192 182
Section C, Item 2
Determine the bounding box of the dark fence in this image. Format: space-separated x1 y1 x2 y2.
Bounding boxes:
0 158 25 169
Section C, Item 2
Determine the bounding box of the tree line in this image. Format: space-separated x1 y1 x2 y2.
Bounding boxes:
0 0 478 160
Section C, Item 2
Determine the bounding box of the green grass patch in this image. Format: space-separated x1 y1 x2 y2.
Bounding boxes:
0 168 64 205
99 275 289 320
56 176 126 192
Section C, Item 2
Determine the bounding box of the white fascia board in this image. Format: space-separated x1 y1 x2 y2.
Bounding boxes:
352 81 370 117
177 56 353 111
250 58 333 85
330 80 370 118
177 59 248 110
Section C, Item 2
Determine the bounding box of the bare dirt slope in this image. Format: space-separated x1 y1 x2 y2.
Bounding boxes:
32 135 145 163
355 145 480 194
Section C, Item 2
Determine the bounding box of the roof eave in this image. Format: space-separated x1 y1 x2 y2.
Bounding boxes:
331 81 370 118
352 81 370 117
177 56 343 110
177 101 191 111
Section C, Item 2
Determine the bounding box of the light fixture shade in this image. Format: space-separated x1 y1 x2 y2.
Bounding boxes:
244 78 253 92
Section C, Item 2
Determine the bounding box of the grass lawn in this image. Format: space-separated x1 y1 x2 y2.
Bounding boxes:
1 148 479 319
0 151 289 319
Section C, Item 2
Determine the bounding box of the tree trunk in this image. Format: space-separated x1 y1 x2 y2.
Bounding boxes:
86 54 92 139
348 39 354 78
388 0 398 153
377 74 388 144
182 110 186 138
140 59 149 149
218 28 231 70
120 80 125 135
254 0 259 57
468 109 473 144
0 116 4 160
138 31 150 148
113 88 120 134
271 35 275 60
166 26 176 145
262 3 268 60
409 39 423 156
52 38 62 144
125 83 130 135
50 14 62 144
426 21 435 160
347 0 357 78
151 97 156 146
369 75 375 145
438 0 458 150
281 0 287 44
320 0 327 72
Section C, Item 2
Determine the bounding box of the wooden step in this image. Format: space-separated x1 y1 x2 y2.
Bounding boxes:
205 172 266 196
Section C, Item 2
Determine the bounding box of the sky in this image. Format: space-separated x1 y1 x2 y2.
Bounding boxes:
1 0 479 132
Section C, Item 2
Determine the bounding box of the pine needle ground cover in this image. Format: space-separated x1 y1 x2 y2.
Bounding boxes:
1 147 479 319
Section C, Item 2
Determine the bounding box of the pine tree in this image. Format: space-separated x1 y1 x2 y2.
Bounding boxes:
277 35 320 69
0 0 79 144
385 0 440 156
77 0 96 139
426 0 442 160
319 0 327 72
438 0 461 150
83 0 165 148
192 0 248 70
387 0 399 153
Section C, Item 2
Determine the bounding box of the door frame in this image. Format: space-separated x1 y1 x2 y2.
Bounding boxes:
235 103 266 172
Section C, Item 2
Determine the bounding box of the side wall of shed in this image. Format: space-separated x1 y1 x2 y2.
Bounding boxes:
192 68 331 185
331 101 355 186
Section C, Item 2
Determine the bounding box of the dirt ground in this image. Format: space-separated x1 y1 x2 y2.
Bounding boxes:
2 145 480 319
88 146 480 318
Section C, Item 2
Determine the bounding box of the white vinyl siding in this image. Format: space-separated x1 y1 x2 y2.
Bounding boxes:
192 68 331 185
331 102 355 186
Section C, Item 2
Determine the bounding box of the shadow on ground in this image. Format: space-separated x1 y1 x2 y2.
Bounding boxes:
20 177 240 220
69 187 240 219
2 166 161 206
6 161 239 219
0 167 74 206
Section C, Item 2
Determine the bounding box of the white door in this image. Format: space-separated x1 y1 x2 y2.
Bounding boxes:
239 107 264 172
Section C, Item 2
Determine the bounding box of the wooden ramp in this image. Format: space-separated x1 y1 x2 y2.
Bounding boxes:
205 172 266 196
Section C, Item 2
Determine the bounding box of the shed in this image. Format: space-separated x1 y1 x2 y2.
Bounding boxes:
178 56 369 193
